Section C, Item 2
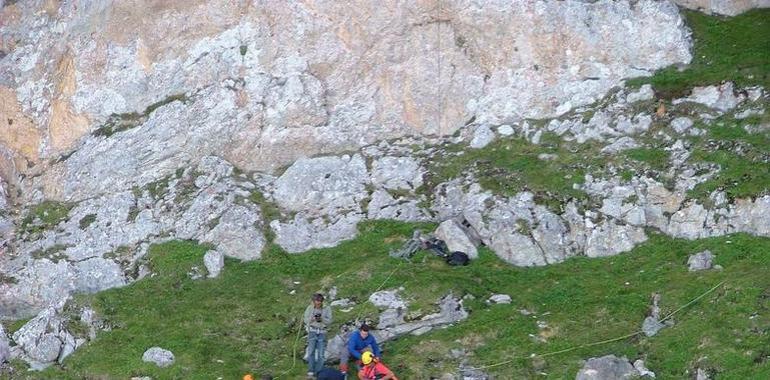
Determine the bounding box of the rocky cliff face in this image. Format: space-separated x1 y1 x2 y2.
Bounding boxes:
0 0 691 202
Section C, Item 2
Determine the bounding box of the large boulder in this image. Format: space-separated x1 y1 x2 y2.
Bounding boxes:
434 219 479 259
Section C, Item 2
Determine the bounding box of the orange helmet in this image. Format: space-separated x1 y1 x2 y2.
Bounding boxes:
243 374 254 380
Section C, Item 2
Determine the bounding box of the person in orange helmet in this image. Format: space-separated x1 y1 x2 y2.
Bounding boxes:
357 351 398 380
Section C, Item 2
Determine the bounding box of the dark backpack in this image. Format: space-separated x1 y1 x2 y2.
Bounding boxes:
445 251 470 266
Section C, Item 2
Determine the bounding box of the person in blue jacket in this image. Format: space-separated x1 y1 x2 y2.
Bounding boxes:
339 323 381 372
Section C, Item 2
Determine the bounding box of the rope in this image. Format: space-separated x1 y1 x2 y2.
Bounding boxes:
273 310 305 379
467 281 726 371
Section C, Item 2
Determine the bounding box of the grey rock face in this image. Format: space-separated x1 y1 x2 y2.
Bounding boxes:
434 219 478 259
370 156 424 191
687 250 714 271
203 205 264 261
142 347 175 368
642 316 667 337
204 250 224 278
633 359 656 378
271 212 363 253
366 190 427 222
273 154 369 215
575 355 639 380
3 1 692 203
585 219 647 258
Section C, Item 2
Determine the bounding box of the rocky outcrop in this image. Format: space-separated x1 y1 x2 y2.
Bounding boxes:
672 0 770 16
10 299 82 370
142 347 175 368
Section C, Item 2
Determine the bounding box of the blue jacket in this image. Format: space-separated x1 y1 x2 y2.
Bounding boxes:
347 331 381 359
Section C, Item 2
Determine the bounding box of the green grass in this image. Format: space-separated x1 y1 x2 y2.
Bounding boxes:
628 9 770 98
686 110 770 201
426 134 601 204
21 221 769 380
624 148 670 171
20 200 73 235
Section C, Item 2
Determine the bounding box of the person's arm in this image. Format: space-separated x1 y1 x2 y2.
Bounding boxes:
370 336 382 358
322 306 332 326
348 334 362 359
357 368 366 380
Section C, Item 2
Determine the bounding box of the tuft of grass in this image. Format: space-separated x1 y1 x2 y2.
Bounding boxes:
78 214 97 230
31 221 770 379
21 200 73 235
628 9 770 98
624 147 670 171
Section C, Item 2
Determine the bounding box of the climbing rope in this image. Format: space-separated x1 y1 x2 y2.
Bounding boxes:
467 280 726 371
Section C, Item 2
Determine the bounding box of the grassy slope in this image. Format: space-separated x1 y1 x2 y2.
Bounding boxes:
21 221 770 380
628 9 770 98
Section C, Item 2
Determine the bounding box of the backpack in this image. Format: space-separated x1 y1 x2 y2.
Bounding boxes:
445 251 470 266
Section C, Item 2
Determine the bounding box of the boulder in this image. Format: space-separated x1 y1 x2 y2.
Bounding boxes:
434 219 479 259
575 355 639 380
488 294 512 304
470 125 495 149
204 250 224 278
687 250 714 271
142 347 175 368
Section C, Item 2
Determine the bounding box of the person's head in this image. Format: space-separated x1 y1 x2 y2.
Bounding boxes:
359 323 370 339
312 293 324 307
361 351 375 366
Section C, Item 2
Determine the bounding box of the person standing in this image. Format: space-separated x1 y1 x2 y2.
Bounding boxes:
304 293 332 378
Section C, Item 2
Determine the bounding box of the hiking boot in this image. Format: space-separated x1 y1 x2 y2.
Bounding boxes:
306 372 315 379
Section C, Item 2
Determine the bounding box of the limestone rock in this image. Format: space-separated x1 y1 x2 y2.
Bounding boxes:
366 190 426 222
369 289 407 310
625 84 655 103
0 324 9 364
370 156 424 191
204 250 224 278
670 117 694 134
585 219 647 258
271 212 363 253
202 205 264 261
470 125 495 149
576 355 639 380
434 219 478 259
488 294 512 304
273 155 369 215
142 347 175 368
11 299 79 370
600 137 639 154
672 0 770 16
674 82 745 112
687 250 714 271
497 125 514 136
